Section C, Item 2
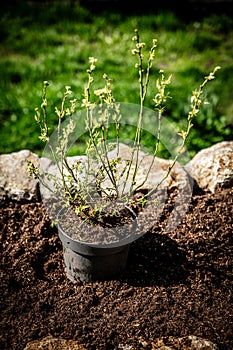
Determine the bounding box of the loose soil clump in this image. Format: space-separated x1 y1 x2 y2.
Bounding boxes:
0 186 232 349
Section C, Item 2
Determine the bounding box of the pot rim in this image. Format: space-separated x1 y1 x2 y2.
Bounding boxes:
57 205 141 250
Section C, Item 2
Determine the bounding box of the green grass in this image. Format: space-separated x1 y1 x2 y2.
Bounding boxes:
0 3 232 158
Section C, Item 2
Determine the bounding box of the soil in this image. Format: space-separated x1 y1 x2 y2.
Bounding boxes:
0 185 232 350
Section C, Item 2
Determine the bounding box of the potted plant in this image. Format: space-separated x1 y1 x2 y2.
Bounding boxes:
27 29 220 282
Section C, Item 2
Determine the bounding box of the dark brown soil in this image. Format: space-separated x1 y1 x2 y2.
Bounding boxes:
0 186 232 350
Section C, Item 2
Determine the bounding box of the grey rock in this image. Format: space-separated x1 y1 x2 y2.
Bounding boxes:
24 336 87 350
100 143 192 194
185 141 233 193
24 335 218 350
151 335 218 349
38 155 87 200
39 143 192 197
0 150 40 202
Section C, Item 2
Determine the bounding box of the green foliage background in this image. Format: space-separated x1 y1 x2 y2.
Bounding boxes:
0 2 232 158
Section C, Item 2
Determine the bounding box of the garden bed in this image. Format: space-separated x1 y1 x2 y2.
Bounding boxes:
0 185 232 349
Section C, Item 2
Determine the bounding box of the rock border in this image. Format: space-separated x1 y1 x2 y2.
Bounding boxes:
1 141 232 202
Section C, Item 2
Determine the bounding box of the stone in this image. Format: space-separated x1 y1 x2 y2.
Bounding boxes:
151 335 218 349
38 155 87 200
24 336 87 350
0 150 40 202
185 141 233 193
23 335 218 350
39 143 192 199
101 143 192 194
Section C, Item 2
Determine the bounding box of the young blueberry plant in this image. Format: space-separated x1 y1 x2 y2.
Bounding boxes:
27 29 220 227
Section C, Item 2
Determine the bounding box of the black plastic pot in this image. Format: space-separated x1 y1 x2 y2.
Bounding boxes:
57 207 138 283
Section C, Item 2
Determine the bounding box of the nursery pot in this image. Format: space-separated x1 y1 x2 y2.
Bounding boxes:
57 208 138 283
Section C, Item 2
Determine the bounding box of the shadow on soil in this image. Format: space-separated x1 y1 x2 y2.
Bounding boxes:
123 232 190 287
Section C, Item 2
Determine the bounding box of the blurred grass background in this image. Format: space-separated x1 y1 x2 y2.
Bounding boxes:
0 0 232 158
